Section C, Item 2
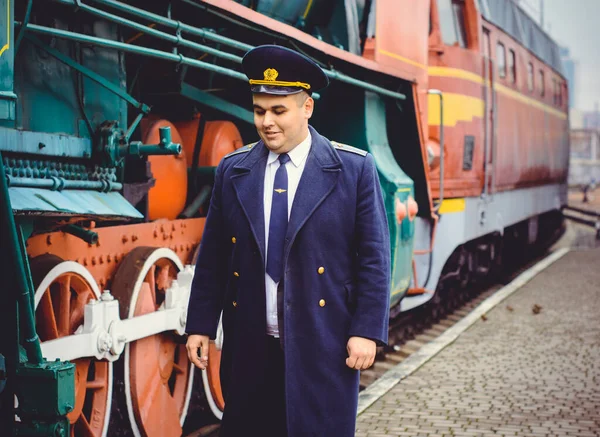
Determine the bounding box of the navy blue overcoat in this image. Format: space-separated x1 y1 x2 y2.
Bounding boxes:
187 126 390 436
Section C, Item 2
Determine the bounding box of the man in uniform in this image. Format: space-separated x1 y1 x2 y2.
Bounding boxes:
186 45 390 437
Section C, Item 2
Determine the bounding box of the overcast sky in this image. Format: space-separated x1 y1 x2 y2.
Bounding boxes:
519 0 600 112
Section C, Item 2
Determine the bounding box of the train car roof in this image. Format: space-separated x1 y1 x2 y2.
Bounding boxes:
479 0 564 75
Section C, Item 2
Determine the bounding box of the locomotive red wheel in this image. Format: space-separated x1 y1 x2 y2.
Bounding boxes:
110 247 194 437
202 337 225 418
31 255 112 437
192 245 225 419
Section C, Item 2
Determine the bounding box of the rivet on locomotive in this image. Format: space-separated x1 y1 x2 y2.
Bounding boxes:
0 0 568 436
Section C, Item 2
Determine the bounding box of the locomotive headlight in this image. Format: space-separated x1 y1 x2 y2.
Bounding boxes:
426 139 441 171
407 196 419 221
395 197 407 224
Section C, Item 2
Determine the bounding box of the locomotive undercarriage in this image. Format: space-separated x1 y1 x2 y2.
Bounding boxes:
386 209 565 349
437 210 563 317
17 221 213 436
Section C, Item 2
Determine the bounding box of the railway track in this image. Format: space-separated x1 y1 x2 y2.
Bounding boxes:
362 239 570 392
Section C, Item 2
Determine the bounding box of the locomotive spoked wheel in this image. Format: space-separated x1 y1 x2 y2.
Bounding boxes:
31 255 112 437
201 328 225 419
109 247 194 437
191 244 225 420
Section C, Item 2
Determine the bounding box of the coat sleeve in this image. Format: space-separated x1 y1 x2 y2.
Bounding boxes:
186 160 228 339
348 153 391 346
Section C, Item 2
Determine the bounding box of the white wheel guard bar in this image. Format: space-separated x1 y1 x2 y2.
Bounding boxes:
40 266 196 362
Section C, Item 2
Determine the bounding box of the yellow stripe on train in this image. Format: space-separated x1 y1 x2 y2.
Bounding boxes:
428 67 567 122
438 198 466 214
428 93 485 127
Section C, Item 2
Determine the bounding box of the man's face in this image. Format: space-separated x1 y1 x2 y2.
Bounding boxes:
252 92 313 154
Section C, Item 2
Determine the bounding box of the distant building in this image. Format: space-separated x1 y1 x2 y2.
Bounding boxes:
570 108 584 129
559 46 576 108
569 129 600 187
583 107 600 130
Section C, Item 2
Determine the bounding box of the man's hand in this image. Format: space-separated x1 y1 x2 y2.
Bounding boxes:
346 336 376 370
186 334 210 370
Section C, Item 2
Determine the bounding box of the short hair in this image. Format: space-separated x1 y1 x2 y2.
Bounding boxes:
293 90 311 107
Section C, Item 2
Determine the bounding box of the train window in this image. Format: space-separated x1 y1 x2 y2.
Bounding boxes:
497 43 506 78
527 62 534 92
508 49 516 84
554 78 563 106
539 70 545 96
437 0 468 48
552 78 558 105
558 81 563 107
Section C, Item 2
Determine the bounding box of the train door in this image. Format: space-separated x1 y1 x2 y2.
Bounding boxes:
482 28 495 196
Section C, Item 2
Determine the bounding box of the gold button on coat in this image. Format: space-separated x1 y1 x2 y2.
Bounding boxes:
317 267 325 274
231 237 236 243
234 271 239 277
319 299 326 307
233 301 237 307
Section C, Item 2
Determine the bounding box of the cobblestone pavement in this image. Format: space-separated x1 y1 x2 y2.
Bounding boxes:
356 248 600 437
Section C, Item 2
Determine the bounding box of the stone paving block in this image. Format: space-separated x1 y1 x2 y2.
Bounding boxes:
356 248 600 436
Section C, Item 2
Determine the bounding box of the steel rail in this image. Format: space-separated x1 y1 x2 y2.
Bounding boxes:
562 213 600 239
563 204 600 218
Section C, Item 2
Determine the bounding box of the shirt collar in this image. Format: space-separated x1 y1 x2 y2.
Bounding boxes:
267 131 312 168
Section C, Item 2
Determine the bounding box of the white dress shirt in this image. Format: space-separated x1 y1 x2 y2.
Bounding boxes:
264 132 312 337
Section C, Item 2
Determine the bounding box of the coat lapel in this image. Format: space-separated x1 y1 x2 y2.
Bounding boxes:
284 126 342 260
231 142 269 262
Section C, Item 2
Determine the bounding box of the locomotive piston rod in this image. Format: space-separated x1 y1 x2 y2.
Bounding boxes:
39 266 195 363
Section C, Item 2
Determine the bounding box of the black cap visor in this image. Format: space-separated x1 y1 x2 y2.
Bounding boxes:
250 84 308 95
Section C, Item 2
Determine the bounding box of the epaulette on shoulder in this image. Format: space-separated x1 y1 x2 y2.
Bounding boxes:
224 142 257 159
331 141 368 157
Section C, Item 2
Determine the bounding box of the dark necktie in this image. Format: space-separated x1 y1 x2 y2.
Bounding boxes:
266 153 291 283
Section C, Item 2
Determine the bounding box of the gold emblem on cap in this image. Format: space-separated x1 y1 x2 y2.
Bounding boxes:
263 68 279 82
249 67 310 90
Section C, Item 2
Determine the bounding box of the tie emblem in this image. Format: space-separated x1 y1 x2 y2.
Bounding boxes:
274 188 287 194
